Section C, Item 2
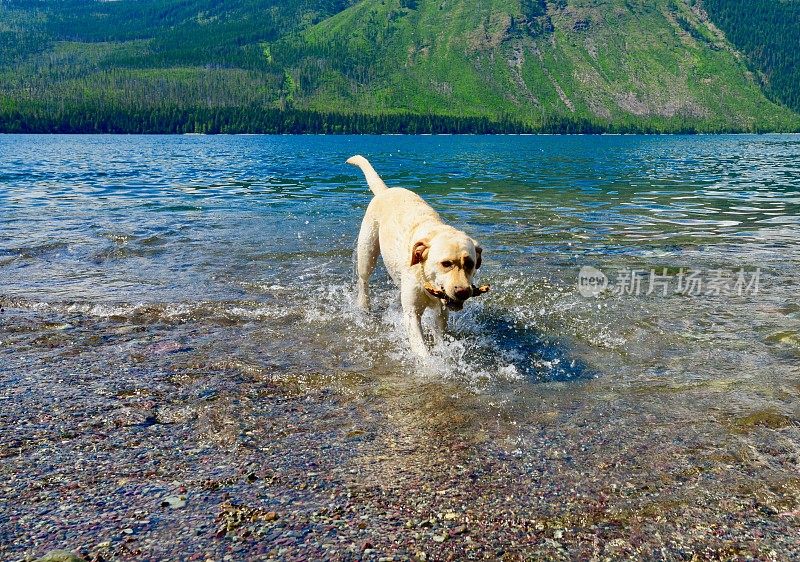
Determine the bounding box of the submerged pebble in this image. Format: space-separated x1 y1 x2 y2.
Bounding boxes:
161 496 188 509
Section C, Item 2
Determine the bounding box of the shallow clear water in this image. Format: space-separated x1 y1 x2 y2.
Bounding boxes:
2 134 800 558
3 135 799 386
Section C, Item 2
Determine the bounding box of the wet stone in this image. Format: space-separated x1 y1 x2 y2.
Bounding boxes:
35 551 84 562
161 495 187 509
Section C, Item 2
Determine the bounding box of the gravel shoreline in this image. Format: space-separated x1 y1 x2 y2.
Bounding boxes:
2 304 799 561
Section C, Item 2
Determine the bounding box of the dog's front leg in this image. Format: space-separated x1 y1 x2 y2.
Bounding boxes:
401 281 429 357
431 305 448 346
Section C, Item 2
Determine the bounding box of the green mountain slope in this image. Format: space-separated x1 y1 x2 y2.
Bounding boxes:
0 0 798 133
271 0 798 131
0 0 355 120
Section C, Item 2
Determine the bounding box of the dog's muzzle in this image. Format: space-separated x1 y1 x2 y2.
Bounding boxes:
423 283 491 311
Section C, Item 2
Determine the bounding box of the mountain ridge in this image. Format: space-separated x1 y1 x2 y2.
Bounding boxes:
1 0 798 133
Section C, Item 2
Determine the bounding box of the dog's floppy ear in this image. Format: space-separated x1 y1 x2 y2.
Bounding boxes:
410 240 430 266
475 245 483 269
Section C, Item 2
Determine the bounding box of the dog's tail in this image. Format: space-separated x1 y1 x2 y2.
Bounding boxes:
346 155 388 196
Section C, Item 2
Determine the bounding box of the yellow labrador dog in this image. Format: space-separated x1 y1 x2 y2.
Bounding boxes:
347 155 485 357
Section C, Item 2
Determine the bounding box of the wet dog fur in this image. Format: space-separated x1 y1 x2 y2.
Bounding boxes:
347 155 483 356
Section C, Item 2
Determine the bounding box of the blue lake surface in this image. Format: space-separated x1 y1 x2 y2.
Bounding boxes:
1 134 800 558
2 134 799 380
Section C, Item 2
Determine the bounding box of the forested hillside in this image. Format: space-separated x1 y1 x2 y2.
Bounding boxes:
0 0 798 133
702 0 800 113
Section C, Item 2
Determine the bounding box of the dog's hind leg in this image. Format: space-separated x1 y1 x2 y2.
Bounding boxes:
355 210 380 311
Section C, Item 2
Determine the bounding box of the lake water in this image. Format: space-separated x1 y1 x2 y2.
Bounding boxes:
2 134 799 559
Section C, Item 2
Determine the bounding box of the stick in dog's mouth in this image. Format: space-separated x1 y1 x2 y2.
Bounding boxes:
423 282 491 311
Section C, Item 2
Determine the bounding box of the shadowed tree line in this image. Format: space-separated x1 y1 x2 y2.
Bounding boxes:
2 103 772 134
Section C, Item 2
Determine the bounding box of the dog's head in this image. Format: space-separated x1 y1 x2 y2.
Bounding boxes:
411 231 482 311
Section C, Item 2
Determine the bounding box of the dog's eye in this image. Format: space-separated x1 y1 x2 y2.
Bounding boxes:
441 260 453 268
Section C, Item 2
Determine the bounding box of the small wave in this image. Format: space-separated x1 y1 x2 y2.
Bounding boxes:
0 297 295 326
0 240 71 260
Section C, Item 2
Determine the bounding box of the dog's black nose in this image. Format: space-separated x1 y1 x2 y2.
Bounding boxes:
454 287 471 300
